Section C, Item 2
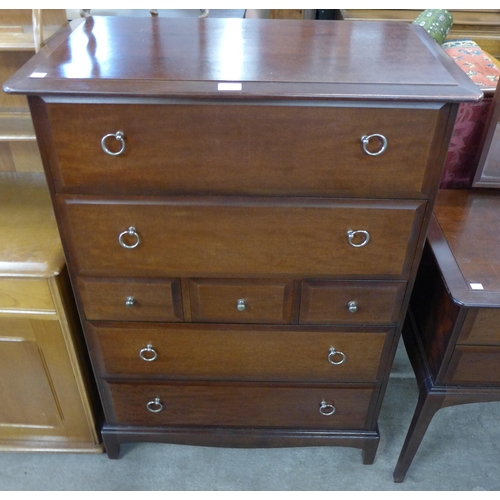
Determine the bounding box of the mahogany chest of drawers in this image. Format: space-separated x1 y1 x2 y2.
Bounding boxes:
4 16 481 460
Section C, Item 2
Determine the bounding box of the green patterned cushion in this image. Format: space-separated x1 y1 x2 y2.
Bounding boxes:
413 9 453 45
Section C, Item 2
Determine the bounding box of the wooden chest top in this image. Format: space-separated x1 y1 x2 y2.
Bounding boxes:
3 17 481 102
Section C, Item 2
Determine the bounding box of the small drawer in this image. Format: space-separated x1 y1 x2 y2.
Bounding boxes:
189 279 295 323
106 381 375 429
77 277 183 322
300 280 406 325
458 309 500 346
90 323 389 383
444 345 500 385
0 278 55 314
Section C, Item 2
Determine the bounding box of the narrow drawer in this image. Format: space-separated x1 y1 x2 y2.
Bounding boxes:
89 323 389 383
59 196 425 279
0 278 54 314
189 279 295 323
458 309 500 345
300 280 406 325
46 102 444 198
444 345 500 385
106 381 375 429
77 277 183 322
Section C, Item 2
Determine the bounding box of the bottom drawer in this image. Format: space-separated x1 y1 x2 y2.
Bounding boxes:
106 381 374 429
445 345 500 385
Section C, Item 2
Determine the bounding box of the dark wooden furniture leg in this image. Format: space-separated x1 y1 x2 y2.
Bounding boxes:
393 383 444 482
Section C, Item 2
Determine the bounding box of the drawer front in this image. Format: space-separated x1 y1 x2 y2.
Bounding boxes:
90 324 389 383
445 345 500 385
300 280 406 325
60 197 425 279
458 309 500 346
0 278 54 314
46 102 443 198
106 381 375 429
189 279 295 323
77 277 183 322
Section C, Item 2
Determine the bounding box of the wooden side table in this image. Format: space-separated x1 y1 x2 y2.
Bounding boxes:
0 172 102 452
393 189 500 482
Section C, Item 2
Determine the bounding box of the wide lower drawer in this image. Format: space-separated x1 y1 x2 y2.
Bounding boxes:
300 280 407 325
59 196 425 279
105 381 375 429
188 279 295 323
77 277 183 322
444 345 500 385
89 323 390 383
45 102 444 198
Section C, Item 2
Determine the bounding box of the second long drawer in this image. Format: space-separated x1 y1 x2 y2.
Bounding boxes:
88 323 391 383
58 196 426 279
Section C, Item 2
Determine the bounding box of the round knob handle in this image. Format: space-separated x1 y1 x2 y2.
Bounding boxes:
361 134 387 156
319 400 336 416
236 299 246 311
125 296 136 308
139 344 158 362
101 131 126 156
347 229 370 248
146 397 163 413
347 301 358 313
118 226 140 249
328 347 347 365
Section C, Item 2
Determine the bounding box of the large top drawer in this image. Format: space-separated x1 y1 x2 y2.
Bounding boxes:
44 102 446 198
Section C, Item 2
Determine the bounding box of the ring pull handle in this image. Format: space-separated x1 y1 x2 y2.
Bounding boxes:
101 131 125 156
236 299 246 311
319 400 336 416
146 397 163 413
361 134 387 156
347 230 370 248
139 344 158 362
119 226 140 249
328 347 346 365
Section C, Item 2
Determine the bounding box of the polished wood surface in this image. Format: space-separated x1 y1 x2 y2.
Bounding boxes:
189 279 294 324
44 102 447 199
11 17 481 460
300 280 406 325
90 323 388 382
0 172 63 277
394 189 500 482
59 197 425 279
77 277 183 322
3 17 481 101
337 10 500 58
0 172 101 452
107 382 374 429
433 190 500 300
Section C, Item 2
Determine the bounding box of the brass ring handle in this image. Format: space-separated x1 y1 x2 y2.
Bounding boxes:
139 344 158 362
146 397 163 413
347 230 370 248
101 131 125 156
118 227 140 249
328 347 346 365
361 134 387 156
319 400 336 416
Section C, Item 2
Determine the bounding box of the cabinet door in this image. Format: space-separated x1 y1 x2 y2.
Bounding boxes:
0 317 95 445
